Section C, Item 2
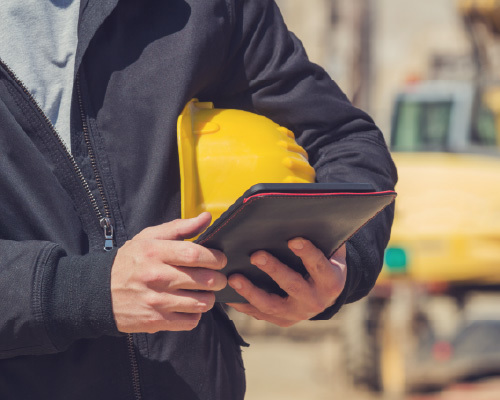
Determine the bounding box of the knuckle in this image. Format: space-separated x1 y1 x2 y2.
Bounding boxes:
144 292 164 308
323 274 345 297
312 252 326 270
134 240 158 261
140 270 162 285
138 267 171 287
262 302 282 316
284 276 305 296
144 313 165 333
167 218 182 230
144 243 159 260
308 297 327 315
251 312 264 321
182 246 201 264
264 261 278 275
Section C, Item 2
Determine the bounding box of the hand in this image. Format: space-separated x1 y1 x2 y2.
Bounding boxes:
110 212 227 333
227 239 347 327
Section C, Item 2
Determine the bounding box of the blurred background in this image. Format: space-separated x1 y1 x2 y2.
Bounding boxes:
230 0 500 399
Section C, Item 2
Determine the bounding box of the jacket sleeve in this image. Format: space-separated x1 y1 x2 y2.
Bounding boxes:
208 0 398 317
0 239 120 359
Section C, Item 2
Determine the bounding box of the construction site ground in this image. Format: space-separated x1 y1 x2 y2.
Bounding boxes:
230 311 500 400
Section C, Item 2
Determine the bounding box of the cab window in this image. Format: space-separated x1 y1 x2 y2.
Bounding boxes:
391 100 452 151
471 102 497 146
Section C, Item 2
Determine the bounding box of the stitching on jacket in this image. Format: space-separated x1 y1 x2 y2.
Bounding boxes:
224 0 234 26
3 78 44 142
3 76 69 172
3 79 73 182
5 77 91 232
82 80 130 243
33 243 62 352
90 117 129 240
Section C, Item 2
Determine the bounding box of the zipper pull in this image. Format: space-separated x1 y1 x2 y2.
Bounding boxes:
100 217 115 251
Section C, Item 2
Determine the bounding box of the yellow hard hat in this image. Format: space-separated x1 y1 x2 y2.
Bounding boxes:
176 99 316 224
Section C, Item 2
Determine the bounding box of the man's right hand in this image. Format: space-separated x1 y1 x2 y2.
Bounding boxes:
110 212 227 333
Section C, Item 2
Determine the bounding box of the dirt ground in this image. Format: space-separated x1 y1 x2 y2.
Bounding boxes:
241 334 378 400
232 311 500 400
229 311 380 400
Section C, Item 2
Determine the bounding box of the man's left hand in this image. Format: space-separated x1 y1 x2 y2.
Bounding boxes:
227 239 347 327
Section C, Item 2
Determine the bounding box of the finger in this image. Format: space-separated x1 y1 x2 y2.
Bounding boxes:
160 267 227 292
122 311 204 333
288 238 338 283
227 274 289 317
135 212 212 241
330 244 347 272
154 312 203 332
250 251 310 299
227 303 296 328
151 290 216 314
148 240 227 270
289 239 347 298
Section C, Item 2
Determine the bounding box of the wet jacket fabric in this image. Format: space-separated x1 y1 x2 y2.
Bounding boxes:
0 0 397 399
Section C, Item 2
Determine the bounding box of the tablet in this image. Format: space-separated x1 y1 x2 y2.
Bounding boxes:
195 183 396 302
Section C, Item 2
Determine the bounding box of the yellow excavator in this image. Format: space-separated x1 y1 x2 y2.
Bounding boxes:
341 0 500 395
382 80 500 285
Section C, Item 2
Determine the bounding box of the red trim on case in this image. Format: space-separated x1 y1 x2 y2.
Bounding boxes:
199 191 396 245
243 190 396 203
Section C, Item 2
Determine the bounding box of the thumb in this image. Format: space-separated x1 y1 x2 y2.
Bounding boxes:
329 244 347 276
135 212 212 241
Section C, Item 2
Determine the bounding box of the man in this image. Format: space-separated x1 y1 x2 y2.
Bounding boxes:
0 0 397 399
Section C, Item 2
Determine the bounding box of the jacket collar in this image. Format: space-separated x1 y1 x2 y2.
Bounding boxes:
75 0 120 77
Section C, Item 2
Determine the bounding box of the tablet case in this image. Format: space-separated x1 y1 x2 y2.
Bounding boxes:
195 184 396 303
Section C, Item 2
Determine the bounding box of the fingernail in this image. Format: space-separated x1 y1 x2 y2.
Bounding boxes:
229 279 242 290
290 239 304 250
254 255 267 266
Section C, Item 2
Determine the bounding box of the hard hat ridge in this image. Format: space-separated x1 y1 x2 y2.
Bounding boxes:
177 99 316 224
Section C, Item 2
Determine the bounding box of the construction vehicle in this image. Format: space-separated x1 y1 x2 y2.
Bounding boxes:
341 1 500 395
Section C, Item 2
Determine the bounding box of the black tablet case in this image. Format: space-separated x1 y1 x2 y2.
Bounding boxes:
195 184 396 303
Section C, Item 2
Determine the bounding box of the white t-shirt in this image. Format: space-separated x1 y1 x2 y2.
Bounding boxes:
0 0 81 152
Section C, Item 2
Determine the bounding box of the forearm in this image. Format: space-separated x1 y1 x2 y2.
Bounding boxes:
311 132 397 318
208 0 397 318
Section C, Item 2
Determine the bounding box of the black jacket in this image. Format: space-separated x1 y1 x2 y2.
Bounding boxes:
0 0 397 399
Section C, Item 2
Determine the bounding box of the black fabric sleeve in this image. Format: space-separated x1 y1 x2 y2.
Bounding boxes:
0 239 121 359
42 246 122 351
211 0 397 317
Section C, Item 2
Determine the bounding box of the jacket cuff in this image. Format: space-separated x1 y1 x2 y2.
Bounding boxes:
42 248 122 351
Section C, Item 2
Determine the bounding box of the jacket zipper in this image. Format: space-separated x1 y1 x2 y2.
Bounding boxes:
75 76 115 251
76 75 143 400
2 59 143 399
127 334 143 400
0 59 115 252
